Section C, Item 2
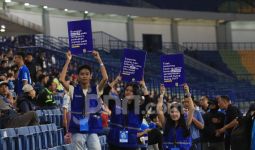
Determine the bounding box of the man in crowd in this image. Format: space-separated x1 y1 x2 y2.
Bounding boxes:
183 96 204 150
201 98 225 150
25 53 37 82
0 79 38 128
37 77 57 109
200 96 210 114
216 95 242 150
14 51 32 95
60 50 108 150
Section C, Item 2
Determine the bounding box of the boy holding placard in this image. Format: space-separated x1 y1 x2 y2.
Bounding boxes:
60 50 108 150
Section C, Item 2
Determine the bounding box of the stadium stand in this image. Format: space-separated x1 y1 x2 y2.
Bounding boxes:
238 50 255 80
1 0 255 150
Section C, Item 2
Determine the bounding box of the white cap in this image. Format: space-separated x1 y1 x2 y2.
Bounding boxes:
22 84 34 93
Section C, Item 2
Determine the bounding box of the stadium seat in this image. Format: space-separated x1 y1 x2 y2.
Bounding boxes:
0 137 7 150
36 110 45 123
52 109 63 127
28 126 43 150
0 128 22 150
43 110 54 123
15 127 35 150
51 124 64 145
39 125 51 148
47 124 63 147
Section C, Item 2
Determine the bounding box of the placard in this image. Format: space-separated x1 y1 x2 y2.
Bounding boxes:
67 20 93 55
161 54 185 87
120 49 147 82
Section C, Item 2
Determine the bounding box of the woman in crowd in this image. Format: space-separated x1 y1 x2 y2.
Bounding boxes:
103 75 152 150
157 84 194 150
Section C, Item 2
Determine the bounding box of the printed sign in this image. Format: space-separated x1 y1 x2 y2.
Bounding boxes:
161 54 185 87
120 49 147 82
67 20 93 55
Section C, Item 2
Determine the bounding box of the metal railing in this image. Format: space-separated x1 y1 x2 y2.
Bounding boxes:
183 42 255 51
12 34 255 102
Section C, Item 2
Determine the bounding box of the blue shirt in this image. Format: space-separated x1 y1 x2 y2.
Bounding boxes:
17 65 32 95
190 109 204 140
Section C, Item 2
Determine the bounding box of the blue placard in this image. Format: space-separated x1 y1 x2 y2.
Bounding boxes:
160 54 185 87
67 20 93 55
120 49 147 82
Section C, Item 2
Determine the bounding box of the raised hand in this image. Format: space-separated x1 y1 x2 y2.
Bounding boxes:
66 51 72 61
92 51 102 62
160 84 166 96
139 78 146 88
183 83 190 94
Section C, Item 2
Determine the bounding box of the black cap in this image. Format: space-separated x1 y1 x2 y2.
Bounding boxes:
208 98 218 106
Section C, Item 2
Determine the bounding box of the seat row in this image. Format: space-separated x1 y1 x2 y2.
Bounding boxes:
0 124 72 150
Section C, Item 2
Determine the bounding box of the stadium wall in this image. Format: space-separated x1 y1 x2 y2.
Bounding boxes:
4 2 255 44
231 21 255 43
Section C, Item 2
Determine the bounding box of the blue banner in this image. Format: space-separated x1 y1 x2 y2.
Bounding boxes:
160 54 185 87
67 20 93 55
120 49 147 82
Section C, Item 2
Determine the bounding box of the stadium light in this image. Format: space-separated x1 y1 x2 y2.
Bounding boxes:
5 0 11 3
84 10 88 14
43 6 48 9
24 2 30 6
0 28 5 32
64 8 68 12
1 25 5 29
110 14 117 17
174 18 183 21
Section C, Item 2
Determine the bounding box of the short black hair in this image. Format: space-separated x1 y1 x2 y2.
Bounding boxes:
203 96 209 100
184 95 194 101
15 51 25 60
77 65 92 74
220 95 230 102
46 77 54 88
125 82 141 95
38 74 48 82
149 114 158 121
26 52 33 56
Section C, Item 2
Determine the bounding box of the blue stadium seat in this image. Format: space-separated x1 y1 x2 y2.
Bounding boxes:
48 124 64 146
0 128 22 150
28 126 43 150
0 138 7 150
47 124 60 147
42 110 53 123
15 127 35 150
52 109 63 127
36 110 45 123
38 125 50 149
48 109 55 123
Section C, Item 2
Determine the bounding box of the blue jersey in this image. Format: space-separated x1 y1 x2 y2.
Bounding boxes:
17 65 32 95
